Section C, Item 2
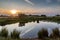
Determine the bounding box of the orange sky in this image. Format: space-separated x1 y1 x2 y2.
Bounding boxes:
0 7 60 15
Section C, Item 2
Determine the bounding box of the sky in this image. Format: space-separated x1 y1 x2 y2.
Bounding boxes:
0 0 60 15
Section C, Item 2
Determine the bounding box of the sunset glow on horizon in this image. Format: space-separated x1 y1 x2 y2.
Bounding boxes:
0 0 60 15
10 9 17 14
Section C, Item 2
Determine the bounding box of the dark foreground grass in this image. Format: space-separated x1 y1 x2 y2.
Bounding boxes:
0 37 21 40
38 28 60 40
1 37 60 40
0 28 60 40
11 29 20 39
0 28 8 37
38 28 48 38
0 28 21 40
50 28 60 38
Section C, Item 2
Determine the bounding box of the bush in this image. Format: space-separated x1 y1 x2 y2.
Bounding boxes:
50 28 60 38
11 29 20 39
38 28 48 39
0 28 8 37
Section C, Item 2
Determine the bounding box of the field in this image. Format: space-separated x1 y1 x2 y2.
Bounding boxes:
0 14 60 40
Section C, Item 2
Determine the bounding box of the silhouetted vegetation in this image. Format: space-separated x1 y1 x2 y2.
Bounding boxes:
56 15 60 17
38 28 60 39
0 28 60 40
40 15 47 17
11 29 20 39
38 28 48 39
0 28 21 40
0 28 8 37
0 14 60 40
50 28 60 38
0 14 60 26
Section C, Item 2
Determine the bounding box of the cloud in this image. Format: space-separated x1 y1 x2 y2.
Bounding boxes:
25 0 34 5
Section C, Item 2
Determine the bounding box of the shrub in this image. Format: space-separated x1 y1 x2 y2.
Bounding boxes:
11 29 20 39
38 28 48 39
0 28 8 37
50 28 60 38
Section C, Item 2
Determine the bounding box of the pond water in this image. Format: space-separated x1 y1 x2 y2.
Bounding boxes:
0 21 60 38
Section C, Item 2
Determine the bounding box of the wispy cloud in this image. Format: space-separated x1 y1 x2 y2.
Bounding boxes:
25 0 34 5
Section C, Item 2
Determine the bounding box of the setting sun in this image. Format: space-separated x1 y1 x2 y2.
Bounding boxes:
10 9 17 14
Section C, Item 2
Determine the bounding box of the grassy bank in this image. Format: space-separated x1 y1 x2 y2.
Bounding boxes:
0 15 60 25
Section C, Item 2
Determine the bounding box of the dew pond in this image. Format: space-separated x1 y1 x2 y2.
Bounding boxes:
0 21 60 38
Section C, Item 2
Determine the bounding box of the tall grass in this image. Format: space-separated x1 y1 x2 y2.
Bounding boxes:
38 28 60 39
0 28 21 40
0 28 8 37
38 28 48 39
50 28 60 38
11 29 20 39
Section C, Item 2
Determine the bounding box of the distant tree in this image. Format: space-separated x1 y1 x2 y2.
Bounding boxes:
40 15 46 17
29 14 32 16
56 15 60 17
18 13 27 19
0 15 3 17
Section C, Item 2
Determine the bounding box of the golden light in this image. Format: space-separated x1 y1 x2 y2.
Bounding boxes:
10 9 17 14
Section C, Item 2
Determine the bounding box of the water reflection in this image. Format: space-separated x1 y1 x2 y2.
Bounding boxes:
37 20 39 23
0 21 60 38
19 22 25 26
0 23 6 26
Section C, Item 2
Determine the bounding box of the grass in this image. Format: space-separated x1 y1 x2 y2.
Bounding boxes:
11 29 20 39
0 37 21 40
0 15 60 26
0 28 21 40
0 14 60 40
0 28 60 40
0 28 8 37
50 28 60 38
38 28 60 39
38 28 48 39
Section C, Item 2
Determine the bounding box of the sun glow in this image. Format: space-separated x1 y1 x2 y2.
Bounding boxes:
10 9 17 14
